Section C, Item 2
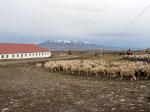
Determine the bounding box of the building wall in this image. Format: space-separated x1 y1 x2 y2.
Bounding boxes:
0 52 51 60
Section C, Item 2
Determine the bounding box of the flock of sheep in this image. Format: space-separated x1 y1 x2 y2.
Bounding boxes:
37 60 150 80
124 54 150 62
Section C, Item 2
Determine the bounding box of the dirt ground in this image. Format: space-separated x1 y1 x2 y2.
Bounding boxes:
0 64 150 112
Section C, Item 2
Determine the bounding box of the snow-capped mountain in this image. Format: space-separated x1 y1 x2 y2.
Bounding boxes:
47 40 85 45
38 40 106 51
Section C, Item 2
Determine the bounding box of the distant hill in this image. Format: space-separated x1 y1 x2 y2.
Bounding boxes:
38 40 108 51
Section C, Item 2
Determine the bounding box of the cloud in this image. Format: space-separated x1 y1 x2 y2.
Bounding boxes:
0 0 150 48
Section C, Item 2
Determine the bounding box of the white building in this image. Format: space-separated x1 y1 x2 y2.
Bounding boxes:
0 43 51 60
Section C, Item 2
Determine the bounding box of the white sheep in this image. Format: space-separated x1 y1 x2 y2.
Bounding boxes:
120 67 136 80
36 63 43 67
42 59 150 80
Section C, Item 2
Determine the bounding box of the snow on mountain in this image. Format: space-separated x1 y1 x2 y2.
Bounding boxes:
39 40 106 51
47 40 86 45
47 40 71 44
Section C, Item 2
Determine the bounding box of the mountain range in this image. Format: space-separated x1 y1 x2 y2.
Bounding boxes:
38 40 108 51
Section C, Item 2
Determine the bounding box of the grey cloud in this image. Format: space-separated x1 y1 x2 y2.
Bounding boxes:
0 0 150 48
89 33 142 37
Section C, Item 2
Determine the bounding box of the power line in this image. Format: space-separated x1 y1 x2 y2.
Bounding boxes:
106 2 150 45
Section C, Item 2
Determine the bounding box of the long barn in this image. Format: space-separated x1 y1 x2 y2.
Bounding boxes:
0 43 51 60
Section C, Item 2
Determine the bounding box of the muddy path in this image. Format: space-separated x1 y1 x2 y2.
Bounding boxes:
0 65 150 112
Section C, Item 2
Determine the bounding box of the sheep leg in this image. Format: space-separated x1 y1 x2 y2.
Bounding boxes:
104 71 107 77
120 74 123 80
145 73 150 80
82 71 85 76
131 74 137 80
71 71 74 75
78 71 81 76
52 69 54 73
111 73 116 79
110 73 115 78
86 71 88 77
95 72 99 77
109 73 112 78
102 72 105 77
109 73 113 78
106 72 109 77
89 72 92 77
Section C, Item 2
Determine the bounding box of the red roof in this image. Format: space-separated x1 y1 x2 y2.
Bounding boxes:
0 43 48 54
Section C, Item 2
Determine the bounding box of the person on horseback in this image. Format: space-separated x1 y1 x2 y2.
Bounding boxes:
127 49 133 55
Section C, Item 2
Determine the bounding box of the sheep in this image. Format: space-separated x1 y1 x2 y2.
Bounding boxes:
42 59 150 80
128 64 140 77
125 54 150 62
90 66 106 77
140 66 150 79
70 65 80 75
82 65 93 77
36 63 43 67
106 67 120 78
44 61 60 72
120 67 136 80
145 67 150 79
63 65 71 73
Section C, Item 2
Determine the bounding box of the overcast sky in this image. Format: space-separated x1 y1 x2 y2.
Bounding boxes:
0 0 150 48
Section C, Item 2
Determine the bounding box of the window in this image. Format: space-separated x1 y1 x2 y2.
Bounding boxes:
17 54 19 57
21 54 23 57
42 53 43 55
1 55 4 58
29 54 31 56
39 53 41 55
25 54 27 57
12 54 15 58
36 53 38 56
6 55 9 58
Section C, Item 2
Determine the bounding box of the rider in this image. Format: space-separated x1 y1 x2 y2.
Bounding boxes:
127 49 132 55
